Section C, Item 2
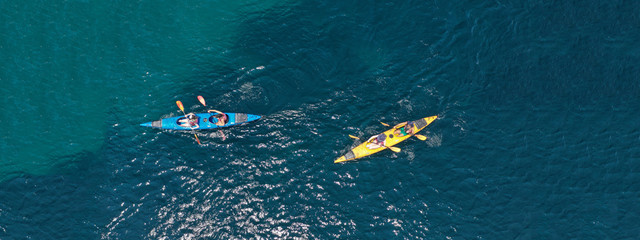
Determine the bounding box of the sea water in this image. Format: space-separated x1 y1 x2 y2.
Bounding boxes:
1 0 639 238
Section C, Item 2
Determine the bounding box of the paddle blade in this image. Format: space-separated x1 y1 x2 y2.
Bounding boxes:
176 101 184 112
197 96 206 106
380 121 390 127
349 135 360 140
218 130 227 141
414 134 427 140
194 134 201 145
388 146 401 152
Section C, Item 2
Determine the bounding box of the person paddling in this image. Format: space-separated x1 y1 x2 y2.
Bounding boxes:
208 109 229 126
179 113 200 129
197 96 229 141
366 133 387 149
393 121 414 137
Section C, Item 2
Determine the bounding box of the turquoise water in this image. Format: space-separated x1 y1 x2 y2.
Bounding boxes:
1 1 285 179
1 0 639 239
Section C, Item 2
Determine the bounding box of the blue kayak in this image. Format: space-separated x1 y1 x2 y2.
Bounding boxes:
140 112 261 130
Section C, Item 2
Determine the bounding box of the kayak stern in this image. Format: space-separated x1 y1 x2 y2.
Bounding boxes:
140 120 162 128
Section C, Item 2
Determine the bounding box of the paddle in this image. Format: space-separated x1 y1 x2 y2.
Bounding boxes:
348 135 400 152
387 145 401 152
176 101 201 145
414 134 427 141
387 146 401 152
197 95 206 106
198 96 226 141
380 121 427 141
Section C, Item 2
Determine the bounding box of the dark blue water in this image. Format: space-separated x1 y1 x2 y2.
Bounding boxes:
1 1 640 239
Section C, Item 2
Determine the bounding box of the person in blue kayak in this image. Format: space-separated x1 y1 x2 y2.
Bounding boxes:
208 110 229 126
179 113 199 129
208 109 228 141
366 133 387 149
393 121 414 137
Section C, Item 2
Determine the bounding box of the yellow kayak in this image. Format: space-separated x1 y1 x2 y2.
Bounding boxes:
335 116 437 163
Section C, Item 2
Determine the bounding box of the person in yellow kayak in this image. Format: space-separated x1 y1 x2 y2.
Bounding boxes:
179 113 200 129
366 133 387 149
393 121 414 137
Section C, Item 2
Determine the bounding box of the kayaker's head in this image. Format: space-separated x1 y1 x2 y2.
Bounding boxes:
376 134 386 143
216 113 228 121
188 114 197 120
406 122 414 131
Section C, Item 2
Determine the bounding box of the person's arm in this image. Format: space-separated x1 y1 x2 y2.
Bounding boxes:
393 122 407 129
208 109 224 114
371 142 383 148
